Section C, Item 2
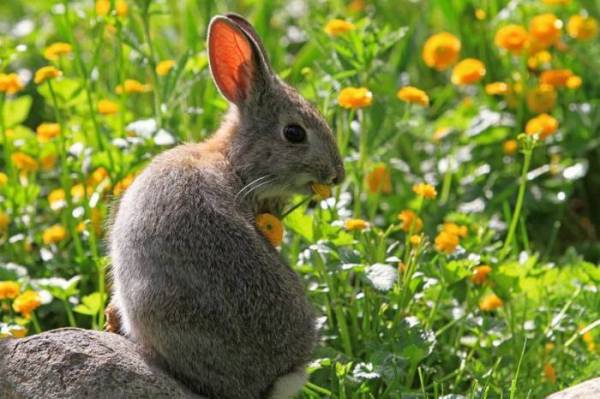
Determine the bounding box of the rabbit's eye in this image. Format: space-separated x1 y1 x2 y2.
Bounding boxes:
283 124 306 144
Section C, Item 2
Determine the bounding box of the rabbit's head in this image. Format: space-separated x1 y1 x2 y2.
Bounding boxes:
207 14 345 205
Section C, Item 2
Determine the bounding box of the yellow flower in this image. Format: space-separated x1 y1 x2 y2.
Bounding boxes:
42 224 68 245
527 84 557 114
396 86 429 107
98 99 119 115
36 123 61 142
566 75 582 89
526 113 559 140
412 182 437 199
8 325 28 338
479 293 503 311
348 0 365 12
398 210 423 233
409 234 423 246
0 73 24 94
494 25 529 54
529 14 562 49
11 152 38 173
540 69 573 87
451 58 486 85
365 165 392 194
156 60 176 76
311 182 331 199
34 66 62 85
443 222 467 237
324 19 356 37
116 79 152 94
113 173 135 196
435 231 460 254
543 0 570 4
12 290 42 318
116 0 128 17
567 15 598 41
88 167 109 187
0 172 7 186
256 213 283 246
71 184 93 201
43 42 72 61
527 50 552 70
96 0 110 16
344 218 369 231
503 139 518 155
40 154 57 171
470 265 492 285
338 87 373 109
485 82 511 96
544 363 557 384
48 188 66 209
0 281 20 300
475 9 486 21
422 32 461 71
0 212 10 232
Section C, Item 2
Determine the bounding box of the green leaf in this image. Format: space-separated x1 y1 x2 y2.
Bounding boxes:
73 292 105 316
3 95 32 128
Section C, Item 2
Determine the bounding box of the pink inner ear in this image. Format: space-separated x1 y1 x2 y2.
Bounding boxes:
208 19 254 103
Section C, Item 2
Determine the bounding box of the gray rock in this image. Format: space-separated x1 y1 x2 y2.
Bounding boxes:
0 328 201 399
547 377 600 399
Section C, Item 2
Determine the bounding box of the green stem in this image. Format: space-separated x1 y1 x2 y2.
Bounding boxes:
30 312 42 333
62 298 77 327
502 148 533 255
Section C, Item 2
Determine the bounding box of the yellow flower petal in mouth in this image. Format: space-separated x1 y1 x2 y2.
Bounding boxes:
311 182 331 200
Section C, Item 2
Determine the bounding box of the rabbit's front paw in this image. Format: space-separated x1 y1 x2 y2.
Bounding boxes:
267 368 307 399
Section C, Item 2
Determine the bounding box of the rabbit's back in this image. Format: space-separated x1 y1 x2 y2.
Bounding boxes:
109 143 316 398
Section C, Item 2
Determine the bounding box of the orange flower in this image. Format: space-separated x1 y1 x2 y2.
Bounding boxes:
43 42 72 61
42 224 68 245
409 234 423 246
324 19 356 37
435 231 459 254
0 212 10 232
365 165 392 194
494 25 529 54
567 15 598 41
116 0 128 17
338 87 373 109
540 69 573 87
398 210 423 232
34 66 62 85
442 222 467 237
566 75 582 89
256 213 283 246
11 152 38 173
529 14 562 49
311 182 331 199
36 123 61 142
485 82 511 96
503 139 518 155
412 182 437 199
71 184 94 201
451 58 486 85
527 84 557 114
8 325 27 338
156 60 176 76
527 50 552 70
479 293 503 311
397 86 429 107
525 113 559 140
96 0 110 16
88 167 110 187
0 281 20 300
116 79 152 94
12 290 41 318
113 174 135 196
422 32 461 71
98 99 119 115
40 154 57 171
0 73 24 94
543 0 570 4
344 218 369 231
470 265 492 285
544 363 557 384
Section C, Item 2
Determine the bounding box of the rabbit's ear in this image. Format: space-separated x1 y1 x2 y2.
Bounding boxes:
208 16 270 105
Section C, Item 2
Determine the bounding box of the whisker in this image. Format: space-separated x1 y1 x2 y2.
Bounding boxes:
235 175 270 200
240 177 276 202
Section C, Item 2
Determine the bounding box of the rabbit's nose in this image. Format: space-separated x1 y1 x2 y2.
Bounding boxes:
331 164 345 185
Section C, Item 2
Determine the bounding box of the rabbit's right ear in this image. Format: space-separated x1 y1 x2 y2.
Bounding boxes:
207 16 271 105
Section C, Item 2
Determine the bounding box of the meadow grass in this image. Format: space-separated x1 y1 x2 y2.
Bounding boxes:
1 0 600 398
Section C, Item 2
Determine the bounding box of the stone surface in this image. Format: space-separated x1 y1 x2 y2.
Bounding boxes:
546 377 600 399
0 328 201 399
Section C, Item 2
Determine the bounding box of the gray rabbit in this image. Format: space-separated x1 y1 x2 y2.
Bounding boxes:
108 13 345 399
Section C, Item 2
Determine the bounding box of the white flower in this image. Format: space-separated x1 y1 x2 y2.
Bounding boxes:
366 263 398 291
126 118 157 138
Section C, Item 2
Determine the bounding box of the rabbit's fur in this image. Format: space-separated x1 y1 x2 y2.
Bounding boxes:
109 13 344 399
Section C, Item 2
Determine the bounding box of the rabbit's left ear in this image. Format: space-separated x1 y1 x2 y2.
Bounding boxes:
207 15 271 105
